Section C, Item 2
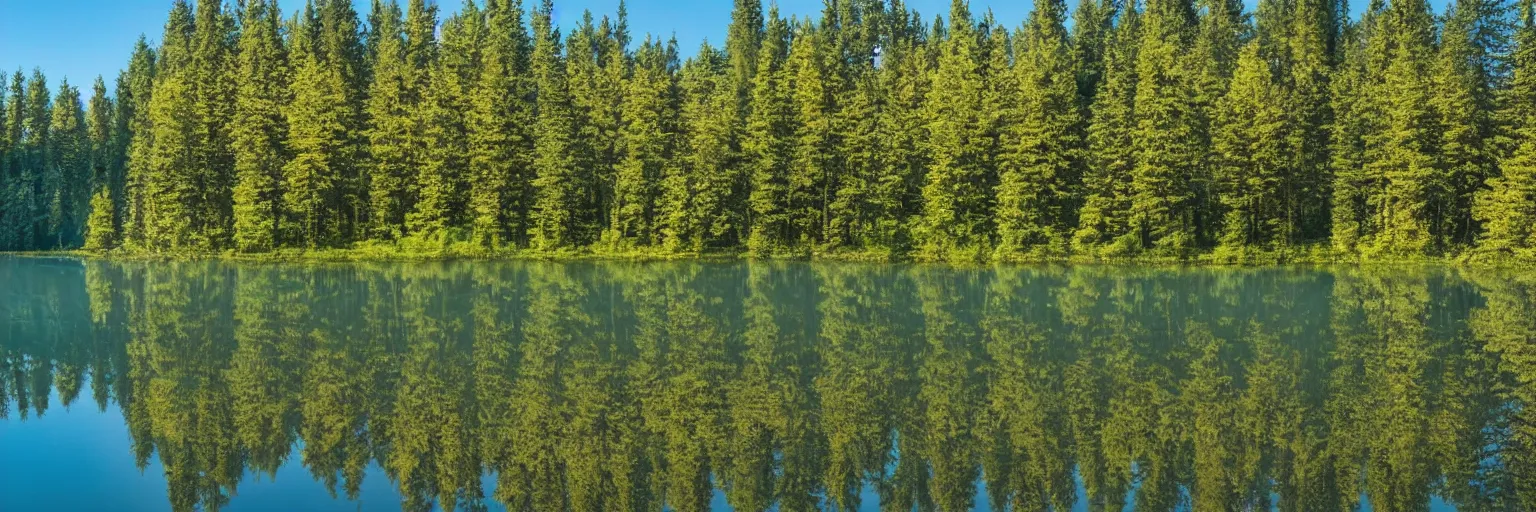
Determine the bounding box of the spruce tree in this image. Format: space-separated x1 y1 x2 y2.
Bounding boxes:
996 0 1082 257
609 36 677 248
787 21 835 250
1369 0 1438 255
365 0 420 239
409 2 481 238
1285 0 1339 242
1433 0 1502 248
120 39 157 249
468 0 536 248
189 0 238 249
919 0 997 260
529 0 588 250
282 2 348 247
1130 0 1201 254
231 0 291 252
1211 42 1292 255
1329 1 1387 254
0 72 22 250
83 78 117 251
47 80 88 249
661 43 737 252
1074 5 1140 255
727 0 766 94
1476 0 1536 253
743 11 794 255
140 0 197 250
868 0 929 254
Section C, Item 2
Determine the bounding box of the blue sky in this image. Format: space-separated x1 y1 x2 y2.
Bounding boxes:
1 0 1430 91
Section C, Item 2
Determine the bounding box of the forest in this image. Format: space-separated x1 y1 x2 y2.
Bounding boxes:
3 259 1534 511
0 0 1533 262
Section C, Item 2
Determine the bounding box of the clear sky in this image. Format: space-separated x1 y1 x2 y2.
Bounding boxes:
0 0 1430 92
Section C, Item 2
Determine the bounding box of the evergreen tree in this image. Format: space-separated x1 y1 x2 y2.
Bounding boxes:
1476 0 1536 253
661 43 738 252
996 0 1083 257
408 2 482 238
140 0 197 250
121 39 157 249
1075 5 1140 255
468 0 536 248
83 77 117 251
787 21 835 250
1369 0 1439 255
529 0 589 250
231 0 290 252
744 11 795 255
727 0 766 94
282 2 350 247
609 36 677 248
365 0 421 239
1433 0 1503 248
1329 0 1388 254
1211 42 1292 254
47 80 89 249
868 0 929 255
189 0 238 249
1130 0 1201 254
1286 0 1339 242
919 0 997 260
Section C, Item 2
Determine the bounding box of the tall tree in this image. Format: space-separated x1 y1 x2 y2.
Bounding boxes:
529 0 589 250
231 0 291 252
996 0 1083 257
468 0 536 248
1476 0 1536 254
1130 0 1201 254
189 0 238 248
408 2 482 238
1074 5 1140 255
1211 42 1292 254
608 36 677 248
47 80 88 249
744 11 796 255
919 0 998 260
84 77 117 250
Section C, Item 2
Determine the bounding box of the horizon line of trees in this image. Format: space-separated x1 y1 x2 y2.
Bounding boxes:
3 0 1536 261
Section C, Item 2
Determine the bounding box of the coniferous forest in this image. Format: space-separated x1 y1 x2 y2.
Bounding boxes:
4 0 1536 262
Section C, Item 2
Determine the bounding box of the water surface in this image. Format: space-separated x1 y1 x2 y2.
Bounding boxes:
0 256 1528 511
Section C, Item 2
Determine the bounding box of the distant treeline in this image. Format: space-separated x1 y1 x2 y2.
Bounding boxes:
2 0 1535 261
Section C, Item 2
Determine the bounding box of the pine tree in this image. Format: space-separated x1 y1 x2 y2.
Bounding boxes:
1476 0 1536 253
121 39 158 249
787 21 835 250
0 71 22 250
727 0 765 94
46 80 88 249
1074 5 1140 255
529 0 589 251
1433 0 1503 248
1211 42 1292 255
1286 0 1339 242
140 0 197 251
609 36 677 248
409 2 481 238
468 0 536 247
1329 1 1387 254
996 0 1083 257
868 0 929 254
1130 0 1201 254
231 0 291 252
365 0 421 239
829 1 886 252
1369 0 1439 255
743 11 794 255
919 0 997 260
565 11 626 243
83 77 117 251
282 2 349 247
188 0 238 249
661 43 737 252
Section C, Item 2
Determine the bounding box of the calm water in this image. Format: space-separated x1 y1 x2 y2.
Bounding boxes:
0 256 1529 512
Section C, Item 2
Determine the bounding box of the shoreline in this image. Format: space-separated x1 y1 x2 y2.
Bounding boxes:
7 246 1530 269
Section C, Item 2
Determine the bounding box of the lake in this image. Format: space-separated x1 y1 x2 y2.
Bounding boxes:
0 256 1528 511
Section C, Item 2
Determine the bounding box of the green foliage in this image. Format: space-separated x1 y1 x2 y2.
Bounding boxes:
2 0 1533 264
